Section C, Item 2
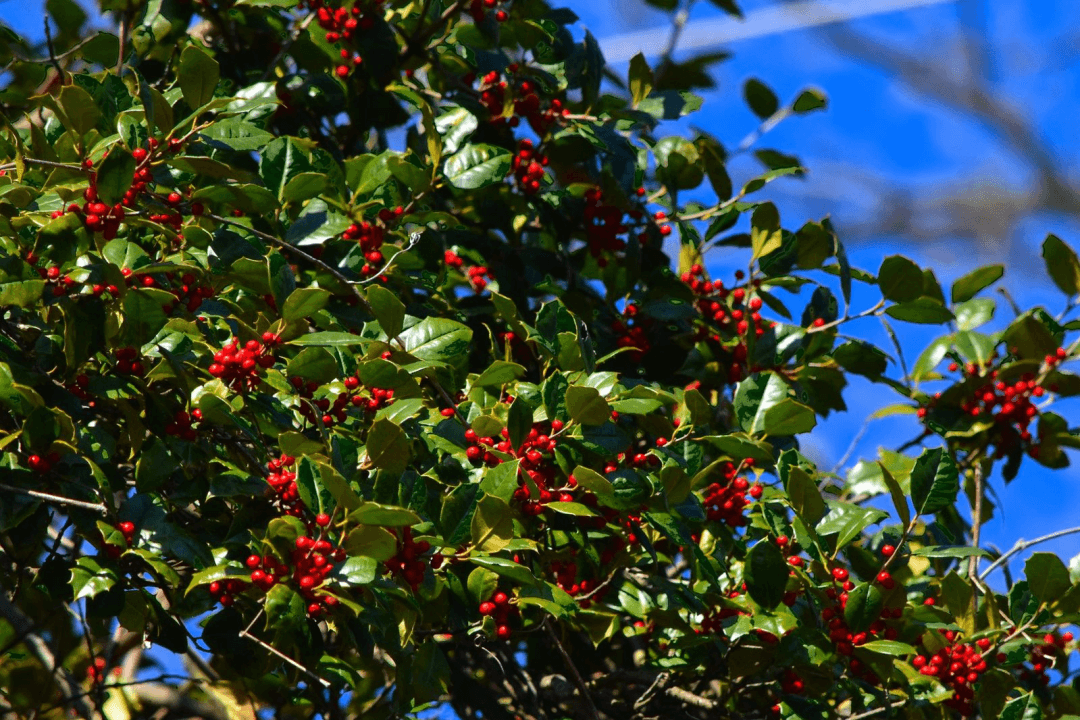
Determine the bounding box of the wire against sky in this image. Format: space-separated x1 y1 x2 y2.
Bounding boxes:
598 0 958 63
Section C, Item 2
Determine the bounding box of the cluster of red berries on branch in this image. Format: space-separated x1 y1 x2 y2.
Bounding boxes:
303 0 384 77
342 214 400 277
547 555 609 608
208 577 248 607
1016 631 1073 686
468 0 509 24
85 657 119 684
472 67 566 133
443 250 495 293
245 528 346 618
921 347 1069 458
821 567 901 654
463 422 565 514
383 527 438 591
913 632 991 716
164 409 202 441
478 589 518 639
511 139 548 195
112 346 145 376
35 262 76 297
612 302 650 361
164 272 215 314
208 333 281 391
67 373 93 405
701 461 761 527
289 375 389 426
265 455 304 517
582 187 630 262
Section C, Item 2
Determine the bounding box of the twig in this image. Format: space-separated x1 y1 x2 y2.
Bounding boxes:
978 524 1080 582
544 621 600 720
666 685 717 710
847 698 908 720
238 628 331 687
43 18 63 79
832 417 871 474
0 482 108 515
358 231 421 285
967 459 986 577
115 11 130 74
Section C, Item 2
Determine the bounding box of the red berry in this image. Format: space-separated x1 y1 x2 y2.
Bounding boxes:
315 513 331 527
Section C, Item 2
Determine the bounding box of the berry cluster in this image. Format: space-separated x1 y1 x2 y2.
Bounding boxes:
612 302 650 361
582 188 632 264
921 348 1069 459
443 250 494 293
305 0 384 77
478 589 518 639
251 530 345 618
701 461 761 527
208 333 281 391
547 555 608 608
913 632 990 716
164 409 202 440
342 217 395 277
164 272 215 314
112 346 145 376
85 657 118 684
208 577 248 607
464 423 564 514
265 455 304 517
35 263 76 297
467 0 508 23
1016 631 1072 686
511 140 547 195
383 527 436 591
683 267 775 383
290 375 370 427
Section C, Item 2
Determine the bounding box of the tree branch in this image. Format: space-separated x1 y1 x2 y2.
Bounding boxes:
979 524 1080 582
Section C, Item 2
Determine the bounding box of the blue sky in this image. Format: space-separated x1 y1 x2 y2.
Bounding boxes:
4 0 1080 713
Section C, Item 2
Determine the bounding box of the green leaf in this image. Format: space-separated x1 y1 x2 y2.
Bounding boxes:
400 318 472 364
444 144 512 189
349 502 420 527
1025 552 1072 604
792 88 827 113
859 640 915 656
282 287 331 322
367 285 405 339
95 147 136 206
1001 693 1043 720
544 501 596 516
745 540 787 610
843 583 884 634
733 372 790 435
1043 234 1080 297
288 332 369 347
785 466 825 525
70 557 118 601
59 84 101 135
265 583 306 629
879 463 910 527
334 556 379 586
629 52 653 106
909 447 959 515
744 78 779 119
877 255 923 303
761 399 816 436
911 546 990 558
951 264 1004 303
473 361 526 388
469 556 538 587
750 202 782 262
565 386 611 426
833 341 888 377
480 459 521 502
816 503 888 550
885 298 954 324
955 298 995 331
434 106 478 156
178 45 220 110
506 395 534 450
365 420 410 475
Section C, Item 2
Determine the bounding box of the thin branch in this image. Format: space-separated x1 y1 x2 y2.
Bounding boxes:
665 685 717 710
0 482 108 515
43 18 63 79
979 524 1080 582
543 621 600 720
239 628 331 687
967 459 986 577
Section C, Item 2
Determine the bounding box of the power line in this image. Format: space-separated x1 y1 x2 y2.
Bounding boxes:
597 0 958 63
